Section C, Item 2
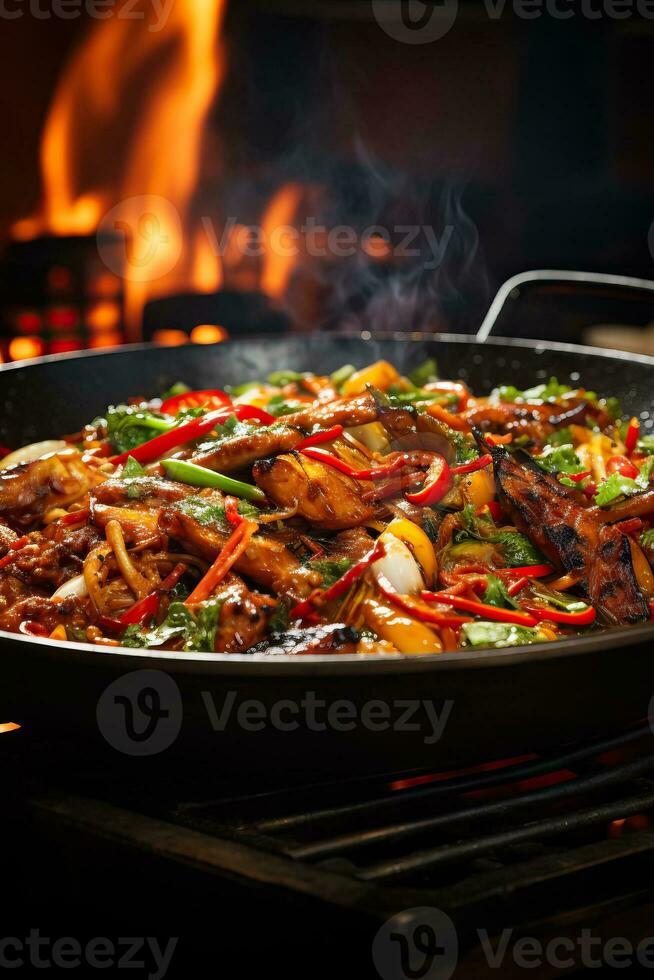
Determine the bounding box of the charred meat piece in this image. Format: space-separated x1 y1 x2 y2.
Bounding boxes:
212 574 277 653
253 452 375 530
190 393 419 474
90 476 193 542
248 624 360 656
191 423 304 473
481 434 649 624
0 450 104 528
0 593 87 635
465 400 603 443
159 505 318 599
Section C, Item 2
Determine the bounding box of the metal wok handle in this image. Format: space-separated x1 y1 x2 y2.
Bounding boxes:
476 270 654 344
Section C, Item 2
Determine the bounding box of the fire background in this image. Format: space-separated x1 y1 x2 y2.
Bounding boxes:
2 2 654 978
0 0 654 357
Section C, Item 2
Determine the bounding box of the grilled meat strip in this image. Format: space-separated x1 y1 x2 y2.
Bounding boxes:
211 574 276 653
253 452 376 530
479 433 649 624
465 399 609 443
188 393 438 473
0 450 103 528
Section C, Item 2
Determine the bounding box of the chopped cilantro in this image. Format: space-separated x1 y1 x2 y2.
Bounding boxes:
309 558 352 587
122 598 223 653
268 601 290 633
175 495 259 528
535 444 585 476
266 394 306 417
640 528 654 550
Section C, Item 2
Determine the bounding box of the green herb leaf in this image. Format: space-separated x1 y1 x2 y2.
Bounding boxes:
482 574 520 610
640 528 654 550
266 394 306 417
268 601 290 634
594 458 654 507
493 531 544 567
637 434 654 454
535 444 585 476
497 377 573 404
122 598 223 652
175 495 259 528
309 558 352 588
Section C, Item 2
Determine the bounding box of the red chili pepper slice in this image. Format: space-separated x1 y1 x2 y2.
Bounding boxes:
450 454 493 476
119 563 188 626
224 496 242 526
486 433 513 446
19 620 49 637
0 536 31 570
625 418 640 455
507 576 530 597
299 447 417 482
289 540 386 620
161 389 232 416
522 603 596 626
498 564 556 579
58 508 91 526
377 575 472 627
566 470 592 484
111 404 275 466
616 517 644 536
484 501 505 522
606 455 640 480
295 425 344 451
422 590 539 627
405 455 452 506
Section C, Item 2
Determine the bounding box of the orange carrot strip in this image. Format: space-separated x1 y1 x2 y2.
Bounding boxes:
185 520 258 605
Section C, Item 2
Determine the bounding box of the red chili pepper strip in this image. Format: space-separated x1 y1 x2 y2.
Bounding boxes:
59 508 91 525
424 380 470 411
295 425 344 451
19 620 49 637
566 470 592 484
0 536 30 569
405 455 452 506
111 404 275 466
119 592 160 626
161 389 231 416
299 447 417 482
650 600 654 622
451 454 493 476
507 576 530 597
118 562 189 626
484 501 505 522
523 603 597 626
377 576 472 627
625 417 640 455
289 540 387 620
486 433 513 446
606 456 639 479
497 564 556 579
422 591 539 627
224 496 242 526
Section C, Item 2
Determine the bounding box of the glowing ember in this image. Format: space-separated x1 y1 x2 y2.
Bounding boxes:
190 324 227 344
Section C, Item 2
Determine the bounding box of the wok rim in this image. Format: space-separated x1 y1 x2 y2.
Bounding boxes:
2 331 654 674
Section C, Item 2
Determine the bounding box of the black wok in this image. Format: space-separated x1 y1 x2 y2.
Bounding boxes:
2 279 654 779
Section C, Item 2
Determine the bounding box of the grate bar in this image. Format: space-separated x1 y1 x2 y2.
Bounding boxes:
357 783 654 882
287 754 654 860
255 725 653 834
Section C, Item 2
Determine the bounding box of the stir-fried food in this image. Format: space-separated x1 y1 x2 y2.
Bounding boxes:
1 360 653 655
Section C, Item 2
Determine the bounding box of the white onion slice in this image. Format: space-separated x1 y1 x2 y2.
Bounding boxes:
372 535 424 596
51 574 89 602
0 440 67 471
345 423 390 454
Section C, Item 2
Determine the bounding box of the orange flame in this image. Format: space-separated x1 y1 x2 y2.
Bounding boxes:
260 183 303 301
14 0 227 337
